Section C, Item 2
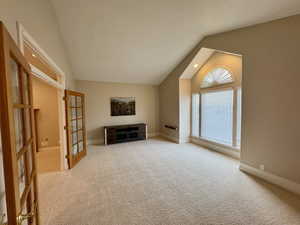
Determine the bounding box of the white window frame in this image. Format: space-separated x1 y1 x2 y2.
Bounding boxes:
198 86 241 150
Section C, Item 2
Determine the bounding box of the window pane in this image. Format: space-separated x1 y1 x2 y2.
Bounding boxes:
18 154 26 198
201 68 234 88
77 108 82 118
0 134 7 224
78 130 83 142
70 96 76 107
10 59 21 103
201 90 233 145
76 96 82 107
191 94 200 137
72 120 77 132
72 144 78 155
236 88 242 147
72 132 77 145
78 141 83 152
23 73 30 105
71 108 76 120
77 119 82 130
14 109 24 152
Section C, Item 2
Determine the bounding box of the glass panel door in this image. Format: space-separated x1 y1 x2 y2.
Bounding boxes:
0 22 40 225
0 134 7 225
65 90 86 169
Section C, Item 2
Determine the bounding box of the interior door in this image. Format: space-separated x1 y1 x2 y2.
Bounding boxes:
0 22 40 225
0 135 7 225
65 90 87 169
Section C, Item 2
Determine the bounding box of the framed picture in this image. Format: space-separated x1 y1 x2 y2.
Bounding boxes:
111 97 136 116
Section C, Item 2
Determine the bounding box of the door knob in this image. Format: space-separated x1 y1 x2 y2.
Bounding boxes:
1 213 7 225
17 202 37 225
17 213 34 224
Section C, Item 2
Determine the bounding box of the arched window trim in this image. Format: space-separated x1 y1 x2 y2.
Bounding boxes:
200 67 234 89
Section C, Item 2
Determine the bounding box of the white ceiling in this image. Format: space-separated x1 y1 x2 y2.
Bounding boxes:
50 0 300 85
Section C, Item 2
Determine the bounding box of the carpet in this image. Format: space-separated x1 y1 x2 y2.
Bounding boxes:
38 138 300 225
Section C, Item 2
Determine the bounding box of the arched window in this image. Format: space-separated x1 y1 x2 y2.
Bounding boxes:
201 68 234 88
192 67 241 148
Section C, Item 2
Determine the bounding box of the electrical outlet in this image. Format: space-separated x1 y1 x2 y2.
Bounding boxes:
259 164 265 171
41 138 49 147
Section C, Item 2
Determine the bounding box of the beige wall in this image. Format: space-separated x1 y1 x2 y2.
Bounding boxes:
179 79 191 142
192 52 242 92
37 146 61 173
159 73 180 139
0 0 75 89
76 80 160 143
32 77 60 148
159 14 300 184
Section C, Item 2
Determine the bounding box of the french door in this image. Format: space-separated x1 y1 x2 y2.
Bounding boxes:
65 90 87 169
0 22 40 225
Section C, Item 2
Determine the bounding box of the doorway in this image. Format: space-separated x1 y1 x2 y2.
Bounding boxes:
17 23 68 171
0 21 87 225
31 77 61 173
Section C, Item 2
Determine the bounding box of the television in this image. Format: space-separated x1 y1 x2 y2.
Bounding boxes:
111 97 136 116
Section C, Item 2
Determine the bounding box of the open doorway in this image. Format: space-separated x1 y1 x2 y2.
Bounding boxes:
31 77 61 173
17 23 68 171
24 40 64 173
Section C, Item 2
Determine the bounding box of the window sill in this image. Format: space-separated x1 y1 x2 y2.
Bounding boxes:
190 136 240 159
199 136 240 151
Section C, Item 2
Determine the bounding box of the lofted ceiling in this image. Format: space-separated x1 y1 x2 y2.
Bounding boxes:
50 0 300 85
180 48 215 79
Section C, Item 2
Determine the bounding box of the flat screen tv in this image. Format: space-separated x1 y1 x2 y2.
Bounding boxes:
111 97 136 116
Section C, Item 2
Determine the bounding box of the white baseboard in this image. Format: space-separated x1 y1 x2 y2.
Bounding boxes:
87 139 104 146
179 136 191 144
191 137 240 159
239 163 300 196
159 133 180 144
148 132 159 138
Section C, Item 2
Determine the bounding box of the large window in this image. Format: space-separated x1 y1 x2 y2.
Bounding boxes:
192 67 242 149
191 94 200 137
201 90 233 146
236 88 242 147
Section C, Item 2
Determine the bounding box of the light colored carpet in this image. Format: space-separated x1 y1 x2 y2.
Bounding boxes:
39 138 300 225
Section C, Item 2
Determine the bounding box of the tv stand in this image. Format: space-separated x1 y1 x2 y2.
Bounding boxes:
104 123 147 145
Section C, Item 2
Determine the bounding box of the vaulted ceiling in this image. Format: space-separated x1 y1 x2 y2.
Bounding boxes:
50 0 300 84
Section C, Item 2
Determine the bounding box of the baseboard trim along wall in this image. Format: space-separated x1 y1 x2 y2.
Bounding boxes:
159 133 180 144
148 132 160 138
179 136 191 144
87 139 104 146
190 137 240 159
239 163 300 196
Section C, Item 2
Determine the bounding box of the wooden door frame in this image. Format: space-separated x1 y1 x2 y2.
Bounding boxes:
17 22 68 171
